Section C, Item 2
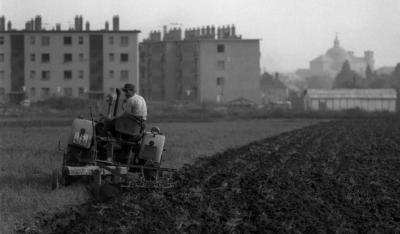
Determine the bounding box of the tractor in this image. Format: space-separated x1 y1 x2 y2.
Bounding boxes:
52 89 176 197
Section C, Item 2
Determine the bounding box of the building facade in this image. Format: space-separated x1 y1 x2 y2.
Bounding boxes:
260 72 288 104
0 15 140 103
297 36 374 80
304 89 396 112
139 25 261 104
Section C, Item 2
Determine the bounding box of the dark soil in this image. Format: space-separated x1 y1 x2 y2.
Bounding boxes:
20 119 400 233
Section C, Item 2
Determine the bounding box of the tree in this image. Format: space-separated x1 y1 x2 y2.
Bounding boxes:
369 74 391 88
390 63 400 89
334 60 356 88
304 74 332 89
365 64 373 80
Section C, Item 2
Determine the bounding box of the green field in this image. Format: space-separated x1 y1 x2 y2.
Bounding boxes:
0 119 319 233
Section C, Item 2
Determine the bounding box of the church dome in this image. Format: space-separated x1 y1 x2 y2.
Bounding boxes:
325 35 348 62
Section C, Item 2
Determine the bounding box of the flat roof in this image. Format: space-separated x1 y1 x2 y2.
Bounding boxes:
0 30 141 34
306 89 397 99
141 38 260 44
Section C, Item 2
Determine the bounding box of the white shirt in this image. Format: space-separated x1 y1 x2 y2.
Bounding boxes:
122 94 147 120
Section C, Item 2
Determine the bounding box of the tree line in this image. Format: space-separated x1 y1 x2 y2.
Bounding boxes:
334 60 400 89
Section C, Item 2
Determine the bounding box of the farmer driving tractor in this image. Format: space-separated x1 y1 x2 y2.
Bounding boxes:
121 83 147 122
53 82 174 191
102 83 147 136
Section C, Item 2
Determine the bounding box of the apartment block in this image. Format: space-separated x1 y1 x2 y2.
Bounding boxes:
0 15 140 103
139 25 261 104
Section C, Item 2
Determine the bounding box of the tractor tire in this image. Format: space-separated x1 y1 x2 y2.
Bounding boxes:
60 168 73 186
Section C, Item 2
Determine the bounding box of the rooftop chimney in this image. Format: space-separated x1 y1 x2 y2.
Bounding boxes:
56 23 61 31
7 21 11 31
79 15 83 31
201 26 205 37
112 15 119 31
74 15 79 30
163 25 167 40
85 21 90 31
34 15 41 31
105 21 109 31
0 16 5 31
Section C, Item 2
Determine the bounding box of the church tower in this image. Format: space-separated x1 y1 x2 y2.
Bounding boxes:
364 50 375 70
333 33 340 48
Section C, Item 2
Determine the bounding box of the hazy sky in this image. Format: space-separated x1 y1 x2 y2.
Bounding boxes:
1 0 399 72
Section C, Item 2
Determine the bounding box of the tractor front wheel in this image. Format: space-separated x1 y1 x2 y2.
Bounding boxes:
51 169 61 190
60 168 73 186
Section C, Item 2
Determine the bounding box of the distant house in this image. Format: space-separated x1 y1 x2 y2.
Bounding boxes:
304 89 397 112
260 73 288 105
376 66 395 76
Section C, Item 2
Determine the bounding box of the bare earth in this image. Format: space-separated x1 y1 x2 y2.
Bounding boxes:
0 118 319 233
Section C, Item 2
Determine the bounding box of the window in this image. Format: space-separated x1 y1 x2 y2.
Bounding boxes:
217 60 225 70
0 71 4 80
217 44 225 53
64 88 72 97
30 70 36 79
120 70 129 81
41 88 50 98
120 53 129 62
64 70 72 80
0 37 4 45
78 70 84 79
30 36 35 45
79 53 84 61
41 36 50 46
30 53 35 62
64 53 72 63
78 87 84 97
109 70 114 79
30 88 36 97
41 71 50 80
216 77 225 86
109 53 114 62
109 36 114 45
64 36 72 45
78 36 84 44
120 36 129 46
0 54 3 62
41 53 50 63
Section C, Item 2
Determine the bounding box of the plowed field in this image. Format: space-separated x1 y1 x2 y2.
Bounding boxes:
29 118 400 233
1 119 317 233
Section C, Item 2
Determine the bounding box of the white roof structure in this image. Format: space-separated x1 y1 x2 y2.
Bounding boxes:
306 89 397 99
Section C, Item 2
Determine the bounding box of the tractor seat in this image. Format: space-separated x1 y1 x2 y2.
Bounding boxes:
114 114 144 140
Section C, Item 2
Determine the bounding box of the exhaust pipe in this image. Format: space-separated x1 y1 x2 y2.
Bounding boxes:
113 88 121 117
106 94 113 118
